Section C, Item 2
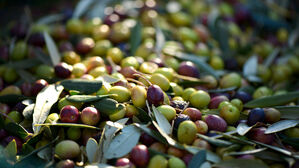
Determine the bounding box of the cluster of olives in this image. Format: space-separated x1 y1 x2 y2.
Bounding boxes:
0 0 299 167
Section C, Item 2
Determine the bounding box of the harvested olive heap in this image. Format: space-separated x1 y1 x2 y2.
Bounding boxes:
0 0 298 168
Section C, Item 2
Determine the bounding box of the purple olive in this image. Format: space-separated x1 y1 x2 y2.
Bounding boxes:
130 144 150 167
173 114 191 131
234 91 252 103
147 85 164 106
60 105 80 123
140 132 155 146
2 136 23 152
248 127 275 144
0 45 9 61
247 108 265 126
28 33 45 47
0 129 8 140
20 82 32 97
55 62 72 78
115 158 135 167
204 115 227 132
178 61 200 78
31 79 48 96
208 95 229 109
56 159 75 168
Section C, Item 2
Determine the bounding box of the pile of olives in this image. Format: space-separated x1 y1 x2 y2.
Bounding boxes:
0 0 298 168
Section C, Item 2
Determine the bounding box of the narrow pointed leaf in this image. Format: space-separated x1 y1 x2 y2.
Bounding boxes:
102 75 120 84
86 138 99 163
35 123 101 130
243 55 258 77
188 150 206 168
4 139 17 162
104 125 141 159
23 103 35 120
66 94 112 103
253 141 292 156
274 106 299 119
133 123 168 144
227 148 267 156
265 120 299 134
152 105 172 135
60 79 102 94
0 94 30 103
16 69 36 83
5 123 30 140
236 123 254 136
197 134 232 147
32 84 64 134
208 87 237 93
37 14 65 25
44 31 60 66
6 58 41 69
264 49 280 68
73 0 94 19
244 91 299 108
155 23 165 57
93 98 125 116
130 21 142 55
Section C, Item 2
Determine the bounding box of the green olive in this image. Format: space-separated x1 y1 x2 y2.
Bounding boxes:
55 140 80 159
0 85 21 96
147 155 168 168
108 86 131 102
139 62 158 74
11 41 27 61
189 90 210 109
149 74 170 91
121 56 140 69
182 88 196 101
156 105 176 121
131 85 147 108
36 64 55 79
92 40 112 56
177 120 197 144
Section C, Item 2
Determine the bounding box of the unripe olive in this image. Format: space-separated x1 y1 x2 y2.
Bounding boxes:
177 120 197 144
109 108 126 121
168 157 187 168
135 42 154 59
66 19 83 34
4 67 18 83
149 74 170 91
92 24 110 41
169 12 191 26
131 85 147 108
5 111 22 125
83 17 102 34
11 41 27 61
220 73 242 88
182 88 196 101
58 97 83 110
284 127 299 138
264 108 281 124
67 127 81 141
167 147 184 158
147 155 168 168
149 142 167 153
230 98 243 111
0 85 21 96
125 104 139 118
154 68 174 81
96 82 111 95
55 140 80 159
257 65 271 82
72 63 87 78
45 113 59 123
107 47 123 64
170 82 183 96
139 62 158 74
89 66 107 78
156 105 176 121
92 40 112 56
189 90 210 109
202 75 218 89
121 56 139 69
253 86 272 99
164 57 180 71
62 51 81 65
36 64 55 79
210 56 224 70
109 86 131 102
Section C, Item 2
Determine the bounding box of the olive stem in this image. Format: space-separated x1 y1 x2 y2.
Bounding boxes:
133 73 152 86
106 57 117 74
126 78 147 88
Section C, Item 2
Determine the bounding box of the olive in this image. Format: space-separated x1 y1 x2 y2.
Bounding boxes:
147 85 164 106
55 140 80 159
177 120 197 144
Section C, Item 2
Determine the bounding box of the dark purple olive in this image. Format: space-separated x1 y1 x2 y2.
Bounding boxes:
178 61 200 78
76 37 95 54
13 102 26 112
0 45 9 61
204 114 227 132
224 57 238 70
59 42 73 52
0 129 8 140
234 91 252 103
104 14 120 26
60 105 80 123
31 79 48 96
173 114 191 131
234 4 251 24
140 132 155 146
248 127 275 144
208 95 229 109
147 85 164 106
20 82 32 97
0 103 10 114
247 108 265 126
237 155 255 160
115 158 135 167
2 136 23 152
130 144 150 167
28 33 45 47
56 159 75 168
182 153 193 166
55 62 72 78
10 21 28 38
120 66 139 79
149 58 165 67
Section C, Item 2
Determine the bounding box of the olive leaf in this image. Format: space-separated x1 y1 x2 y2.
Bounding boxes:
236 123 254 136
44 31 60 66
6 58 41 69
274 106 299 119
72 0 95 19
36 14 65 25
133 123 168 144
86 138 99 164
263 48 280 68
244 91 299 108
32 84 64 134
93 98 125 116
4 139 17 163
23 103 35 120
37 147 52 161
152 105 172 135
253 140 292 156
66 94 112 103
16 69 36 83
188 150 206 168
35 123 101 130
155 23 165 57
87 0 109 19
208 87 237 93
60 79 102 94
0 94 30 104
213 159 269 168
243 55 260 82
130 21 142 55
104 125 141 159
226 148 267 156
265 120 299 134
135 107 152 123
102 75 120 84
5 122 30 140
197 134 232 147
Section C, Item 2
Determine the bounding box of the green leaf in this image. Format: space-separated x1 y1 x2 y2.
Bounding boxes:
253 151 285 162
0 94 30 104
188 150 206 168
253 141 292 156
102 75 120 84
43 31 60 66
214 132 255 146
136 107 152 123
35 123 101 130
86 138 99 164
243 55 258 77
4 139 17 163
5 123 30 140
213 159 269 168
155 23 165 57
37 147 52 161
60 79 102 94
177 80 207 87
197 134 232 147
104 125 141 159
66 94 112 103
32 84 64 134
244 91 299 108
6 58 41 69
263 48 280 68
16 69 36 83
72 0 95 19
37 14 65 25
93 98 125 116
133 123 168 144
130 21 142 55
282 137 299 149
236 123 254 136
87 0 109 19
152 105 172 135
227 148 267 156
265 120 299 134
274 106 299 119
173 53 219 79
208 87 237 93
